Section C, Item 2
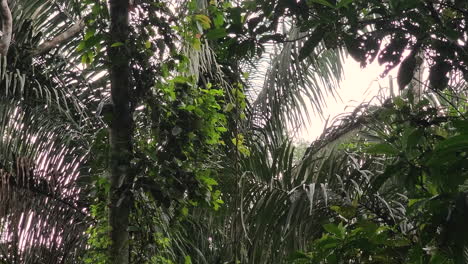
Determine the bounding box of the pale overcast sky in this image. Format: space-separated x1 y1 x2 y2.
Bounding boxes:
297 57 401 142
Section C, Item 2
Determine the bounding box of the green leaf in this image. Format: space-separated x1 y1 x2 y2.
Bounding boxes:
308 0 336 8
356 220 379 235
194 14 211 30
288 251 311 261
393 96 406 108
76 41 87 52
391 237 411 247
81 53 88 64
330 205 356 219
402 126 422 150
336 0 354 8
145 40 151 49
326 254 338 264
111 42 124 47
428 134 468 165
321 239 339 249
213 13 224 27
84 28 95 41
405 0 422 9
223 103 234 112
86 51 95 64
323 223 345 239
364 143 399 155
127 226 139 232
430 251 451 264
192 38 201 50
206 28 227 40
453 120 468 134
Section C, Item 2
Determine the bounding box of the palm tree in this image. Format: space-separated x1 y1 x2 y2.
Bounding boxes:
0 0 102 262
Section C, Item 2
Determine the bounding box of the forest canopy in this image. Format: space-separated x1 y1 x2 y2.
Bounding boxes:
0 0 467 263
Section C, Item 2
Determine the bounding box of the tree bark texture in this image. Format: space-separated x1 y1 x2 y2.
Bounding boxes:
107 0 133 263
0 0 12 56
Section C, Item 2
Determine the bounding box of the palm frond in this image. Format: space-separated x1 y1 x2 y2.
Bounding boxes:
0 99 90 263
0 30 94 262
251 25 345 131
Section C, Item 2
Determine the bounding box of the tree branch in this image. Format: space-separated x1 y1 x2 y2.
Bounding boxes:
33 20 85 56
0 0 12 56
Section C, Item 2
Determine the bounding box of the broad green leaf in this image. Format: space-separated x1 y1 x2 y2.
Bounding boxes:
402 126 422 150
321 239 339 249
213 13 224 27
323 223 345 239
206 28 227 40
428 134 468 165
356 220 379 235
364 143 399 155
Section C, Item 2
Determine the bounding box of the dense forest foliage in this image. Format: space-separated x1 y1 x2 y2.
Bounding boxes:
0 0 467 263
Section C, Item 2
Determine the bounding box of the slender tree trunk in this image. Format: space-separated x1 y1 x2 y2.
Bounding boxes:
107 0 133 263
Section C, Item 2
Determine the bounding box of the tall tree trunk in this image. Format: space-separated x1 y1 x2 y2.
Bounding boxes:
107 0 133 263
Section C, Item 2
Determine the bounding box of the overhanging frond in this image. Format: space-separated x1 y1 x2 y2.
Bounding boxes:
251 25 345 131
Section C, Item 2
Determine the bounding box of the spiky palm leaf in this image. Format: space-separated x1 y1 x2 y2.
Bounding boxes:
0 72 92 262
0 100 90 263
0 1 99 262
251 25 345 131
212 89 425 263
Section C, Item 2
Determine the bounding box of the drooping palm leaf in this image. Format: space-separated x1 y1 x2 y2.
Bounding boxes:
251 25 345 131
0 1 97 258
0 98 91 263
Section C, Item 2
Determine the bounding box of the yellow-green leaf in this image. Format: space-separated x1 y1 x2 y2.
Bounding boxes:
111 42 124 47
194 14 211 30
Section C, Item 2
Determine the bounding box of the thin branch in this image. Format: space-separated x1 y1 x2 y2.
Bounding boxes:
33 20 85 56
0 0 12 56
